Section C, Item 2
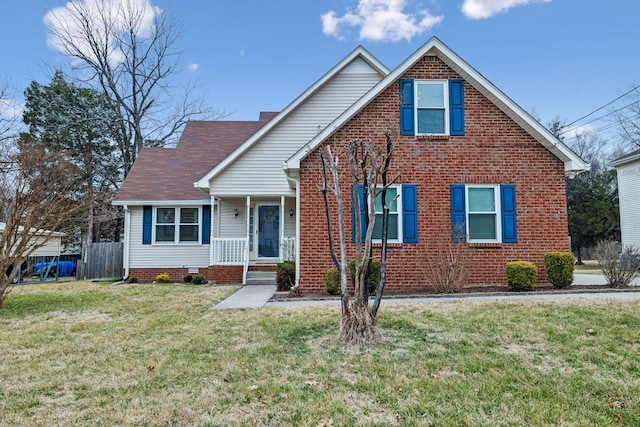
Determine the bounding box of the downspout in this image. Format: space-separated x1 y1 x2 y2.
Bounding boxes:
294 176 301 290
122 205 131 280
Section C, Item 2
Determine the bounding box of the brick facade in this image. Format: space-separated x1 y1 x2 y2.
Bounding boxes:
297 55 569 292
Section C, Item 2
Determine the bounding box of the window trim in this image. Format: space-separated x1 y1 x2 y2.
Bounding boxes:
415 79 449 136
465 184 501 243
371 184 403 243
152 206 202 245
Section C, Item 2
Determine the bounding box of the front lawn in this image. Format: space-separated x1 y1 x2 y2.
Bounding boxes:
1 281 639 426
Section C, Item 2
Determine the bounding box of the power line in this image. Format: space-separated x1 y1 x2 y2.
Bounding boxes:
561 83 640 131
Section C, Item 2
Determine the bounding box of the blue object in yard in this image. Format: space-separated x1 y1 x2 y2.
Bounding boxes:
34 261 76 277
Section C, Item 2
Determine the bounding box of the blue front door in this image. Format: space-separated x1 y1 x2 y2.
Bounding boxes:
258 205 279 258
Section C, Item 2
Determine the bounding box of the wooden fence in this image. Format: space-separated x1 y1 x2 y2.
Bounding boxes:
79 242 124 279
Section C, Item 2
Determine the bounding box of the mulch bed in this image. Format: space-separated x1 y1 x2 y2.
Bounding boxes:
270 284 631 302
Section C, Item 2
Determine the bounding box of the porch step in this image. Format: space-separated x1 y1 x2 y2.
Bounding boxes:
246 270 276 285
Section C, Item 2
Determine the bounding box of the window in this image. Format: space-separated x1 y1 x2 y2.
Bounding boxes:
467 186 499 241
400 79 464 136
352 184 417 244
372 186 401 241
451 184 517 243
154 207 200 243
416 81 448 134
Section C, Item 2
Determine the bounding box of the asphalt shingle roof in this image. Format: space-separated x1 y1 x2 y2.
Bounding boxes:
115 112 278 202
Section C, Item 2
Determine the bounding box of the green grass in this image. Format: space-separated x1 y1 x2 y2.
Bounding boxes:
1 281 640 426
574 263 604 274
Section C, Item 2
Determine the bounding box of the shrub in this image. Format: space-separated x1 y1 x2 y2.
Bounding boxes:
544 252 575 288
422 226 471 293
505 261 537 291
594 240 640 287
324 267 340 295
191 275 207 285
349 258 381 294
183 274 193 283
127 276 138 284
155 272 172 284
276 261 295 291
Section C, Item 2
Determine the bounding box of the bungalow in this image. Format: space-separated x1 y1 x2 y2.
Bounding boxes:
113 37 589 290
610 148 640 248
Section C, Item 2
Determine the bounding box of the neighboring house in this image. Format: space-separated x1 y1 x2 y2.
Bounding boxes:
610 148 640 248
114 37 589 289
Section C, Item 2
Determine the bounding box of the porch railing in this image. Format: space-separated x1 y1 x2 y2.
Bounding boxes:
212 238 247 265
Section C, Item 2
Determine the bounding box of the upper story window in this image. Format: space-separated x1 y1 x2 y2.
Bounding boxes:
400 78 464 137
155 207 200 243
416 81 448 135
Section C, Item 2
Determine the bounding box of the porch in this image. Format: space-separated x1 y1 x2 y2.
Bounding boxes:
208 194 297 284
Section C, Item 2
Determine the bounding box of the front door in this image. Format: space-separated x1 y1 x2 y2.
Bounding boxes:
257 205 279 259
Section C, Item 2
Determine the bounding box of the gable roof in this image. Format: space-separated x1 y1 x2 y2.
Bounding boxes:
284 37 589 177
194 46 390 190
610 147 640 167
114 115 276 205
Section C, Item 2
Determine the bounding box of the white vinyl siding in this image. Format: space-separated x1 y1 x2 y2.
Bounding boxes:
129 207 209 268
617 160 640 248
211 65 383 196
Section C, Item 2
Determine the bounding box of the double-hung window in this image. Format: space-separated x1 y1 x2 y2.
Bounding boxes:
154 207 200 243
400 78 465 136
372 186 401 241
451 184 517 244
352 184 418 244
416 81 448 135
466 185 500 242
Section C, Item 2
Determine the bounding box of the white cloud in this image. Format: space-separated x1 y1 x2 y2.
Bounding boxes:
43 0 162 65
0 98 24 120
187 62 199 71
321 0 443 42
461 0 551 20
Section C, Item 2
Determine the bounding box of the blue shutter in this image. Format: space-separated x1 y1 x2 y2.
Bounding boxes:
449 80 465 136
142 206 152 245
450 185 466 242
202 205 211 244
402 184 418 243
400 79 414 136
351 184 366 243
501 184 518 243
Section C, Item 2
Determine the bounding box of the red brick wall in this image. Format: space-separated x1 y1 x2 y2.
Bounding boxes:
297 55 568 292
128 266 242 284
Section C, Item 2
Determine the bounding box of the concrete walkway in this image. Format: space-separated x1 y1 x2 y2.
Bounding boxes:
211 285 276 310
211 274 640 310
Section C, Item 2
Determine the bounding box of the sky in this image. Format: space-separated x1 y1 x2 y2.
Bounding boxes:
1 0 640 146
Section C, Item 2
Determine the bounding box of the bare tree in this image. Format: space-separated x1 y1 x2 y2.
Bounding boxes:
320 133 397 346
614 85 640 149
0 143 86 307
44 0 221 174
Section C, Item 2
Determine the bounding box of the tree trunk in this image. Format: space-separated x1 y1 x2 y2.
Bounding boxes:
339 297 380 346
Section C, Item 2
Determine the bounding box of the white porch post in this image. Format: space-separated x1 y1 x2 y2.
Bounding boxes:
243 196 250 284
209 195 215 266
280 195 285 261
